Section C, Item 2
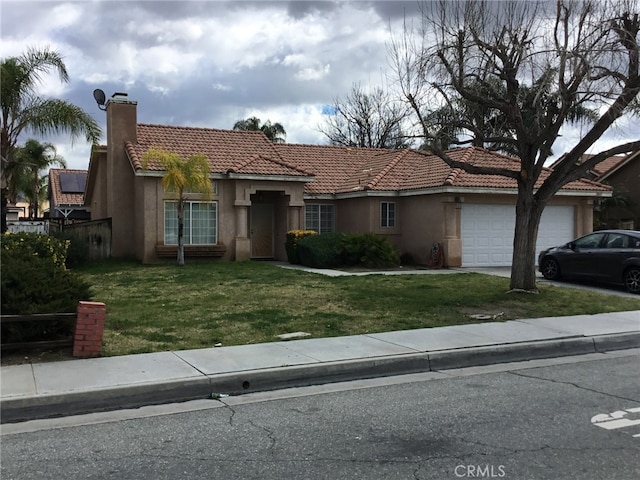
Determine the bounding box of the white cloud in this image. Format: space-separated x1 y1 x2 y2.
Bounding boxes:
295 64 331 81
3 0 638 173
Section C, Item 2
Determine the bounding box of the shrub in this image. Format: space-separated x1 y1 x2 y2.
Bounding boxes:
1 231 68 269
285 230 318 264
295 232 400 269
297 232 346 268
51 230 91 268
1 233 92 344
341 233 400 268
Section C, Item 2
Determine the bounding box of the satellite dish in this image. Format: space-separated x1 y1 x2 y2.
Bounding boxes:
93 89 106 110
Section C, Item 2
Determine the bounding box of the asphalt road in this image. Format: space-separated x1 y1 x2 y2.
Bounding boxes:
2 352 639 480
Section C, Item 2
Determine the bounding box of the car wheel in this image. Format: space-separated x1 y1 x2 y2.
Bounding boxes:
623 267 640 294
540 257 561 280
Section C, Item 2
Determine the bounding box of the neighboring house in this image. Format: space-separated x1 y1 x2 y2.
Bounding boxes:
85 93 610 267
590 152 639 230
551 151 640 230
5 201 26 221
48 168 90 221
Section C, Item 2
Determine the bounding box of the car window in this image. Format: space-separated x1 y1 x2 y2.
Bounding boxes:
575 232 607 249
604 234 629 249
630 236 640 248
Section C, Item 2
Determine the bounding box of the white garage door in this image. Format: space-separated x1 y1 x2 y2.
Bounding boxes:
461 204 574 267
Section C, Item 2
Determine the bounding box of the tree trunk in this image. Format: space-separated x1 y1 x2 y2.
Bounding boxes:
177 199 185 266
31 168 39 219
509 184 544 292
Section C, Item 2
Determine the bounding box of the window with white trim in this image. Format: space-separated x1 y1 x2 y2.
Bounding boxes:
380 201 396 228
305 204 334 233
164 201 217 245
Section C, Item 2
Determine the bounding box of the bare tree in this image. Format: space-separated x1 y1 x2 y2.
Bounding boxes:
319 82 412 148
390 0 640 292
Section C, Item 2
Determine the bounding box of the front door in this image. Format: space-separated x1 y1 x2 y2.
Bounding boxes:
250 203 274 258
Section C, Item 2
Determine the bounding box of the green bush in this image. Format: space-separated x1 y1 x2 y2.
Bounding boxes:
297 232 346 268
296 232 400 269
341 233 400 268
1 233 92 344
51 230 91 268
285 230 318 264
1 231 68 269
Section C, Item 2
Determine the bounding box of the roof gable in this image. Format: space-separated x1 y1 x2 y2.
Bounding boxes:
550 152 635 180
596 150 640 181
49 168 88 206
125 124 311 179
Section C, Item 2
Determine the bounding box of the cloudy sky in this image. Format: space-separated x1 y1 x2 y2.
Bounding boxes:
2 0 638 171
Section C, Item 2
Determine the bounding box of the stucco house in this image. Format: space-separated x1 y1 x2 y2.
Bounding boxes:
585 152 639 229
84 93 610 267
550 151 640 230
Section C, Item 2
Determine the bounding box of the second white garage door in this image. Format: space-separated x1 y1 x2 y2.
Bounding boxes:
461 204 575 267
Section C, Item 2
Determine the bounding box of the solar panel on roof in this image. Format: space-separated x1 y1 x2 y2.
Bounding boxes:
59 172 87 193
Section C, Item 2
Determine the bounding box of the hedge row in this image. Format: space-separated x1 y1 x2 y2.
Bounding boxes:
287 231 399 269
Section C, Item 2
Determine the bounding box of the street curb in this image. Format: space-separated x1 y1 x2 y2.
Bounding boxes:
428 337 597 371
2 332 639 424
0 376 213 424
593 332 640 352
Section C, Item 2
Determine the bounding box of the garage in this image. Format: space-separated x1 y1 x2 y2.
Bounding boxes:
461 204 575 267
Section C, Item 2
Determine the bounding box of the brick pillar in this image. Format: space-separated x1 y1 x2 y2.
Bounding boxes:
73 301 106 358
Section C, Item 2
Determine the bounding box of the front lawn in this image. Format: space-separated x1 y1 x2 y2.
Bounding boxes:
77 260 640 356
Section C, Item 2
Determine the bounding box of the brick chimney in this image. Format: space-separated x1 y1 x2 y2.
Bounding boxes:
105 93 137 257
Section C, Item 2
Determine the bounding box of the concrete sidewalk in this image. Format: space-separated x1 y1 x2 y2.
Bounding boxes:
1 310 639 424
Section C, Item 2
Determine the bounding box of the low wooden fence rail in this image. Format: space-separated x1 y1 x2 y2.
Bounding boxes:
1 302 106 358
0 313 75 351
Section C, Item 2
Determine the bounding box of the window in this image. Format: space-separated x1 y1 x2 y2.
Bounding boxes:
305 204 334 233
574 232 606 249
381 201 396 228
164 201 217 245
605 234 629 249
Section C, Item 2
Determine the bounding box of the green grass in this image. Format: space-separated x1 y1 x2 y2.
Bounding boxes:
76 260 640 356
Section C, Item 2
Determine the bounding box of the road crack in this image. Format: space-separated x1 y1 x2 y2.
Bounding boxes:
248 419 277 454
507 371 639 403
217 399 236 426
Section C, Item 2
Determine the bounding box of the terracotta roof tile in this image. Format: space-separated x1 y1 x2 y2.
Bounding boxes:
550 152 630 179
127 124 309 177
121 124 609 194
591 154 630 178
49 169 87 206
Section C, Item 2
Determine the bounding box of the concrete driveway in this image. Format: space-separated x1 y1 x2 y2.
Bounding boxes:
457 267 638 298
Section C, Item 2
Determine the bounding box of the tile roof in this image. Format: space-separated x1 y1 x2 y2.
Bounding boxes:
127 124 311 178
550 152 632 179
591 154 628 177
49 169 87 206
276 144 608 194
123 124 609 195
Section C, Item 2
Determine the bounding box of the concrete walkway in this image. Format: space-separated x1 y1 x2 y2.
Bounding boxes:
2 310 639 424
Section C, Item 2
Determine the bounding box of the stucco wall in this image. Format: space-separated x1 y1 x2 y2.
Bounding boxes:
603 159 640 227
136 177 306 263
333 192 596 267
106 99 137 257
87 152 108 220
397 195 448 265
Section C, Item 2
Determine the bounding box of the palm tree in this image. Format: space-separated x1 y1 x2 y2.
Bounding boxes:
12 139 66 218
233 116 286 143
1 46 101 231
142 148 212 266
